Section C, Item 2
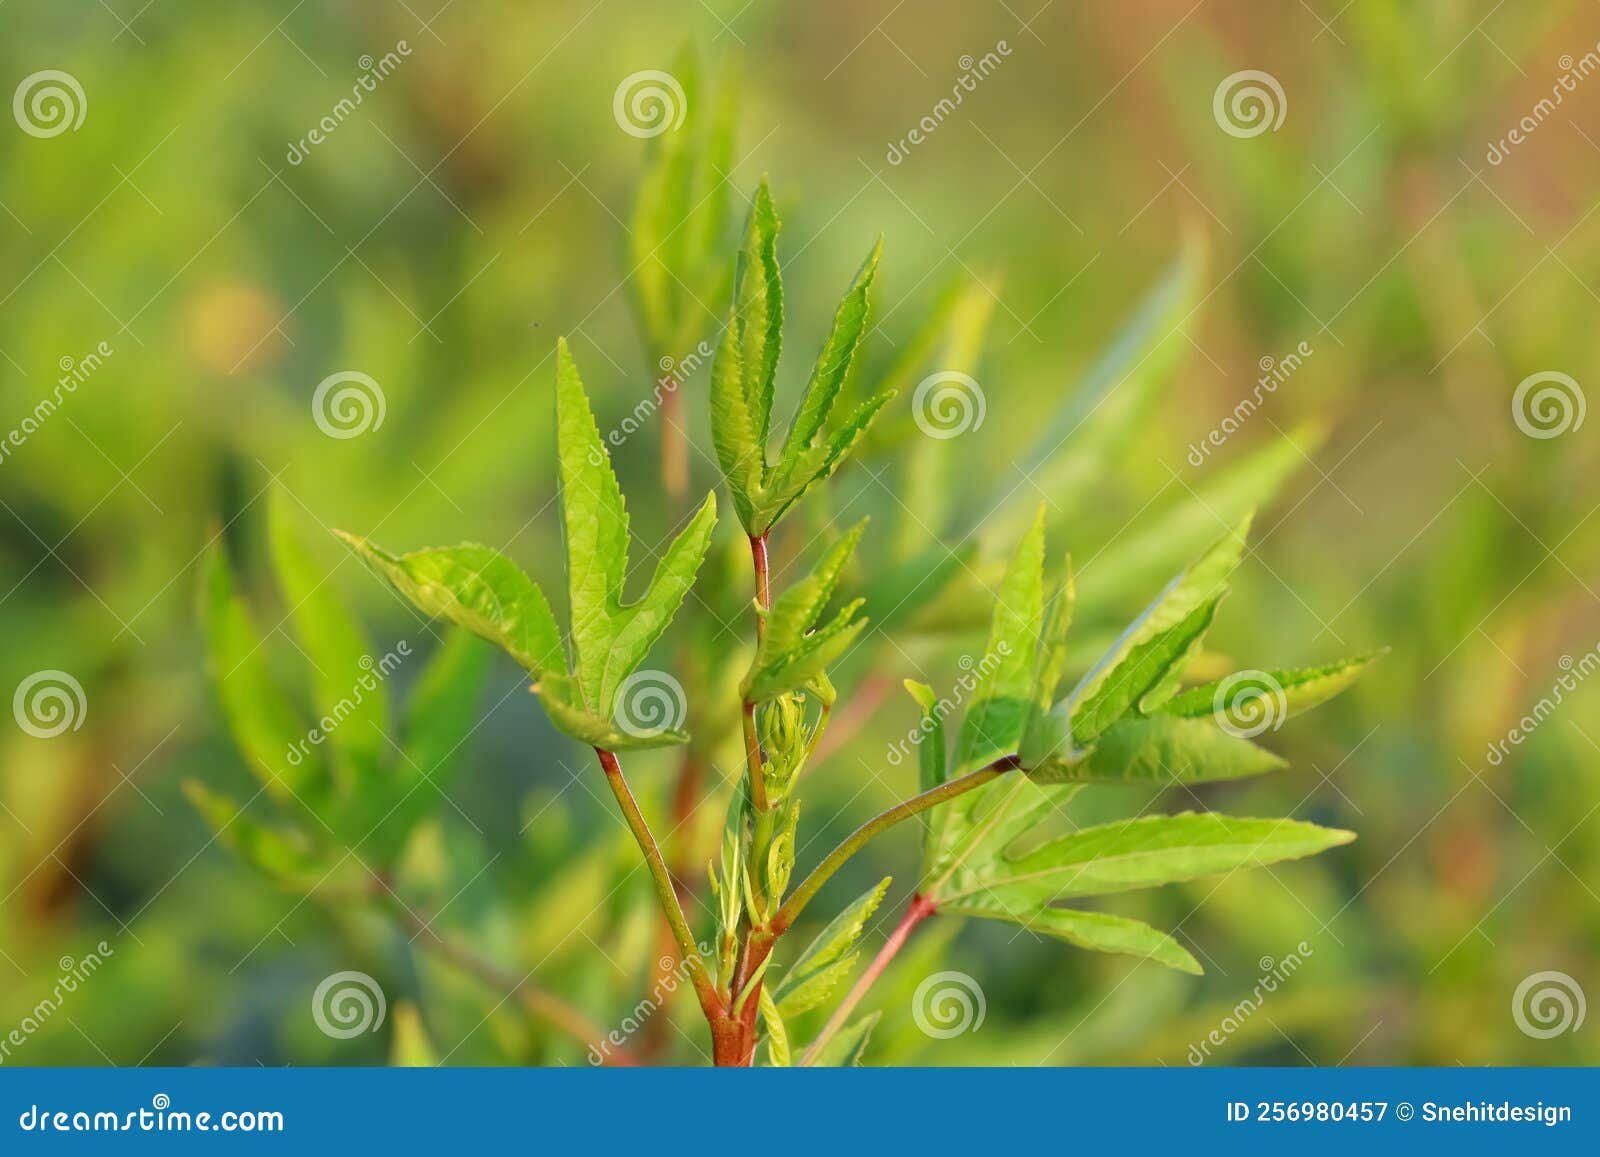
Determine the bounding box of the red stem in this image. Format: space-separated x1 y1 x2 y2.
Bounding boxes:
801 893 937 1065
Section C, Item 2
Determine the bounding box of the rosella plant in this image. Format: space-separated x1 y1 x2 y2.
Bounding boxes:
196 60 1377 1065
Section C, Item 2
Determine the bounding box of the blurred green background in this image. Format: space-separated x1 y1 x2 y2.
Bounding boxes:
2 0 1598 1067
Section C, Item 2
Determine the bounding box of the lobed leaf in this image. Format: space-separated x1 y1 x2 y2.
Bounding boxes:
952 506 1047 777
1160 651 1385 723
200 543 319 802
775 876 891 1018
335 535 564 679
808 1011 879 1067
268 491 390 785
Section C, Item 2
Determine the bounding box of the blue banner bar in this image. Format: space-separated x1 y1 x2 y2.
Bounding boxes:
1 1068 1593 1153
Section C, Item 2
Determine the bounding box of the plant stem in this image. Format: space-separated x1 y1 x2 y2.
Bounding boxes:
659 376 689 507
388 900 636 1065
771 756 1020 935
749 534 771 638
799 892 937 1066
594 747 720 1019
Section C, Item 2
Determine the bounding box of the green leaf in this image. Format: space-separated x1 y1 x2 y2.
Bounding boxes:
360 630 489 864
555 338 632 706
939 812 1354 910
759 987 791 1067
389 1002 442 1067
710 306 764 530
535 673 690 751
335 535 564 679
974 905 1202 975
556 340 719 714
1027 713 1286 785
754 390 893 533
601 493 717 700
775 238 882 473
1031 555 1075 716
904 680 947 798
709 181 893 536
1079 423 1319 620
1068 594 1222 744
1056 514 1251 749
183 780 326 890
735 177 783 450
744 522 870 702
953 506 1047 777
268 491 390 784
1160 651 1384 723
628 48 738 357
974 232 1206 545
775 877 890 1018
808 1011 879 1067
199 543 318 802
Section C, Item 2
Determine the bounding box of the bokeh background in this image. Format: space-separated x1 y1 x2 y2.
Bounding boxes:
2 0 1598 1067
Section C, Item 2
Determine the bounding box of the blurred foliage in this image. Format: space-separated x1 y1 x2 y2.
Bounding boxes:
2 0 1598 1067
